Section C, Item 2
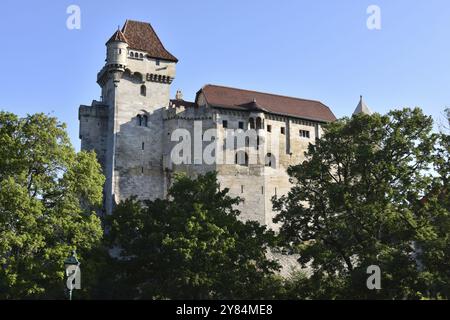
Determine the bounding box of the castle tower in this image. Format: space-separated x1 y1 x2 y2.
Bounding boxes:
80 20 178 214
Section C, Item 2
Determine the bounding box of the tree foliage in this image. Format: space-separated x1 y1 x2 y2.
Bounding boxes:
0 112 104 299
273 108 450 299
105 172 281 299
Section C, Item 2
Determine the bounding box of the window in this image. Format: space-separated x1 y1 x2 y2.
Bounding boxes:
142 142 145 150
140 85 147 97
241 185 244 194
261 186 264 194
249 118 255 129
281 127 286 135
235 151 249 166
156 59 160 66
238 121 244 129
265 153 276 168
300 130 310 139
222 120 228 128
140 53 144 59
267 125 272 132
137 115 142 126
143 115 148 127
256 117 262 130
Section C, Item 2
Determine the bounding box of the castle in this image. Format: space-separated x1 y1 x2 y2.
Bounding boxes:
78 20 366 230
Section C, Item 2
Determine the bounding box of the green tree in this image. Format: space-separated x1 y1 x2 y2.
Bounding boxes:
273 108 449 299
0 112 105 299
106 172 281 299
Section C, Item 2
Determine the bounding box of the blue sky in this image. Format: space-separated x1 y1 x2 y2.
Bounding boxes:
1 0 449 150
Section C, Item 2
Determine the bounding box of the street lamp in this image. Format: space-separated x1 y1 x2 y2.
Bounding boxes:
64 250 81 300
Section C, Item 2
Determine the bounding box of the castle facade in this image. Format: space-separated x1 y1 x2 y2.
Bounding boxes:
79 20 337 230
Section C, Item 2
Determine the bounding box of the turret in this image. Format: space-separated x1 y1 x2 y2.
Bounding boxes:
353 95 373 115
106 29 128 69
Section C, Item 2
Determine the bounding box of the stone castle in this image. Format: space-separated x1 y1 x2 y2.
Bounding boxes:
79 20 367 229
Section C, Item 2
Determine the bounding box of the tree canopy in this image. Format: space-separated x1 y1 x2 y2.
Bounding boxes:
273 108 450 299
0 112 104 299
105 172 282 299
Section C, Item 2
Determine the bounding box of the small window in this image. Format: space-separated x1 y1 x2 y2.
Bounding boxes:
265 153 276 168
300 130 310 139
261 186 264 194
118 49 122 55
222 120 228 128
140 85 146 96
281 127 286 135
267 125 272 132
142 142 145 150
241 185 244 193
140 53 144 59
238 121 244 129
143 115 148 127
141 167 144 174
137 115 142 126
156 60 160 66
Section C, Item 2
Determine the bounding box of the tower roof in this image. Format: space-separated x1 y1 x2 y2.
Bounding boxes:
121 20 178 62
106 29 128 45
353 95 372 115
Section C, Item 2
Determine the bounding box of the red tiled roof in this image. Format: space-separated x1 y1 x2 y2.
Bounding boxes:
121 20 178 62
198 85 336 122
106 29 128 45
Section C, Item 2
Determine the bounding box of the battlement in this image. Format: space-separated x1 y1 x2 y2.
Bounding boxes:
79 101 109 120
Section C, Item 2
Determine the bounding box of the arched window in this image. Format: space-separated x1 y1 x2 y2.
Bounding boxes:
140 53 144 59
143 115 148 127
256 117 262 130
140 85 146 96
249 118 255 129
235 151 249 166
265 153 276 168
137 115 142 126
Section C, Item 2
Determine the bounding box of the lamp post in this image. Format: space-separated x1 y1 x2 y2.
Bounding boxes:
64 250 80 301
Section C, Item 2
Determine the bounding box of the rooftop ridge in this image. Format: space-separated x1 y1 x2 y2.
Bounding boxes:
203 84 329 108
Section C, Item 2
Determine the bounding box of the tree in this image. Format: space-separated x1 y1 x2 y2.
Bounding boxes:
0 112 105 299
106 172 281 299
273 108 449 299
